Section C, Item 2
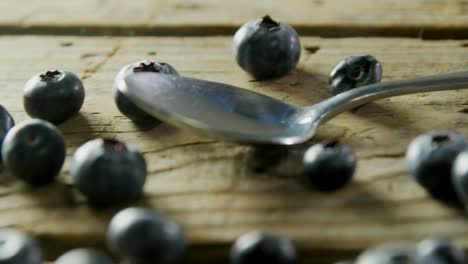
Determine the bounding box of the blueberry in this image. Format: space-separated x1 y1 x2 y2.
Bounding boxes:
113 60 179 125
230 230 296 264
452 150 468 206
55 248 113 264
355 242 416 264
1 119 65 185
0 228 42 264
406 131 466 202
417 238 466 264
23 70 85 124
302 140 356 191
232 15 301 80
70 138 146 207
329 55 382 95
107 207 186 264
0 105 14 163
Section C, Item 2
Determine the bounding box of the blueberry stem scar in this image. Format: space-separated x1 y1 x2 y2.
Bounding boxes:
259 15 280 31
133 62 162 72
39 70 61 81
324 139 340 148
432 134 450 144
103 138 127 152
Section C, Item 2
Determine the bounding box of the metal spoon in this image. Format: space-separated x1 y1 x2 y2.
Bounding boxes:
116 69 468 145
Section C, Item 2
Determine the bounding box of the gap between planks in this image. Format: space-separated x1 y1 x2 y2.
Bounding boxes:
2 24 468 40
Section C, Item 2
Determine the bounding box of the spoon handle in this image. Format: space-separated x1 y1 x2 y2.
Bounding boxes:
313 71 468 122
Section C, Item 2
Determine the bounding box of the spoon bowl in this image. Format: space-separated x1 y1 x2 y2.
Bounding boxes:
117 69 468 145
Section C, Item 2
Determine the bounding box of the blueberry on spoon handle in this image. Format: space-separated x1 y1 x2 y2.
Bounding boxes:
329 55 382 95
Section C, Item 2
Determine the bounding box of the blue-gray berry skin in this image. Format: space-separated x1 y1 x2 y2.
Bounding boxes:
302 140 356 191
0 105 14 163
1 119 65 185
55 248 113 264
232 15 301 80
113 60 179 125
355 242 416 264
452 150 468 206
406 131 466 202
23 70 85 124
417 238 466 264
329 55 382 95
107 207 186 264
0 229 42 264
230 231 297 264
70 138 146 207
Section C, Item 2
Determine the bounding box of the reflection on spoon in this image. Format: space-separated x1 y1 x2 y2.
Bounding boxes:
116 69 468 145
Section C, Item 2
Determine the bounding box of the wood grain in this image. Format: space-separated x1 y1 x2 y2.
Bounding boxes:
0 36 467 263
3 0 468 38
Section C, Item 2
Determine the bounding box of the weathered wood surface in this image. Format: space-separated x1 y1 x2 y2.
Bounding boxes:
4 0 468 38
0 36 467 263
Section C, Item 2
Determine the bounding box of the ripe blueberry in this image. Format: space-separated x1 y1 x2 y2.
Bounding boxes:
329 55 382 95
355 242 416 264
232 15 301 80
55 248 113 264
70 138 146 207
417 238 466 264
107 207 186 264
0 105 14 163
230 230 297 264
406 131 466 202
1 119 65 185
113 60 179 125
302 140 356 191
0 228 42 264
23 70 85 124
452 150 468 207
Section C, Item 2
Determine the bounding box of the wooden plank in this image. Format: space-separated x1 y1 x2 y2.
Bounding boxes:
3 0 468 38
0 36 467 263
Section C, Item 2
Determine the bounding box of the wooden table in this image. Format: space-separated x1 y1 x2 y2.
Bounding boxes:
2 1 468 263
